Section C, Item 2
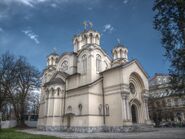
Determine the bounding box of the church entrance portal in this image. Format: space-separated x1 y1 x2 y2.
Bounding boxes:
131 104 138 123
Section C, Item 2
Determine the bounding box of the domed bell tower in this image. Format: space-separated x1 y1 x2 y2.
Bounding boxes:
112 44 128 67
73 21 100 53
47 52 59 67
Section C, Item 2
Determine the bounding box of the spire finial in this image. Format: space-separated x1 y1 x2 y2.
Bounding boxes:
83 21 87 30
117 38 121 44
52 47 57 53
89 21 93 29
83 21 93 30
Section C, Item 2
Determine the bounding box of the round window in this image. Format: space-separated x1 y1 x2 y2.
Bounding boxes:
129 83 136 94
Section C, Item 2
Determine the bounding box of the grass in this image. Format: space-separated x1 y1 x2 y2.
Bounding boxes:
0 128 61 139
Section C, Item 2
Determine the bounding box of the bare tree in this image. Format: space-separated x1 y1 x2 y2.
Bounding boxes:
0 52 17 130
0 52 40 128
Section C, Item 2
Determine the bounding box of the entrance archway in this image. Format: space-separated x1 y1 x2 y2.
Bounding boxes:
131 104 138 123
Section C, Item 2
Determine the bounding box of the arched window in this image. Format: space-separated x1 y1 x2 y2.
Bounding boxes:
129 83 136 94
84 35 88 44
61 61 68 71
82 54 87 73
105 104 109 115
78 104 82 115
51 57 54 65
95 35 99 44
89 33 93 44
120 49 124 58
99 104 102 115
75 39 79 47
51 88 55 96
67 106 72 113
114 50 118 59
96 54 101 72
57 88 60 96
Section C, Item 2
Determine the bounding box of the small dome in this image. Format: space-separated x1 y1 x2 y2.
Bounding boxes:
47 52 58 57
112 43 128 66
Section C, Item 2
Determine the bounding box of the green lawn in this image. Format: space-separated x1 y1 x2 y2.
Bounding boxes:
0 128 61 139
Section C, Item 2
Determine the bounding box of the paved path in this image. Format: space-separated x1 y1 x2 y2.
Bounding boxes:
19 128 185 139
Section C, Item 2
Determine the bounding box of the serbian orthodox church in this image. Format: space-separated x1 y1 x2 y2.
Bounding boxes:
37 23 151 132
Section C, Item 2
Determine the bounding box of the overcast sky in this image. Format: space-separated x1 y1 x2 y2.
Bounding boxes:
0 0 169 78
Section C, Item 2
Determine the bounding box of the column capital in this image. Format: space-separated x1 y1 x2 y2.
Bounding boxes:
121 91 129 99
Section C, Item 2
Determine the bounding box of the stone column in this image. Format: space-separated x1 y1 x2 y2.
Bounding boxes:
143 92 151 124
121 92 132 125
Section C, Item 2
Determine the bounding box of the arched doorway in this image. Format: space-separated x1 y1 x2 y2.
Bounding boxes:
131 104 138 123
67 116 71 128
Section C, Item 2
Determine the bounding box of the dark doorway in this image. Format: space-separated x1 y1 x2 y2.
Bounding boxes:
67 116 71 128
131 105 137 123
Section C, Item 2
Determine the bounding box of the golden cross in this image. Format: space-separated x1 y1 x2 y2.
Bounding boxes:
89 21 93 29
83 21 87 30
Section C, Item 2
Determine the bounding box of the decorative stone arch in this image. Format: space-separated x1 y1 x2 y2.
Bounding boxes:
56 54 71 72
130 99 141 124
61 60 69 72
129 72 145 98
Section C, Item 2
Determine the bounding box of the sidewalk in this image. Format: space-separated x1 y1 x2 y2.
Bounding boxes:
19 128 185 139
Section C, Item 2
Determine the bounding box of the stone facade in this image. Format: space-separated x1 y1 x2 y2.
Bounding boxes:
37 26 151 132
148 73 185 127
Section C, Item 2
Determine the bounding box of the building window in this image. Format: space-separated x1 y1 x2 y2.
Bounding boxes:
99 104 102 115
105 104 109 115
129 83 136 94
82 54 87 74
61 61 68 71
78 104 82 115
96 54 101 72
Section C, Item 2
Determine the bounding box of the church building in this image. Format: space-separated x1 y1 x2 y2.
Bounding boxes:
37 23 151 132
